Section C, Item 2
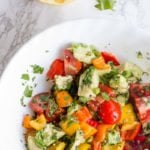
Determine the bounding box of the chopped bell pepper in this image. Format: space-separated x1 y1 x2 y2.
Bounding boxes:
48 141 66 150
78 143 91 150
23 114 32 129
92 140 102 150
95 124 114 142
60 119 80 136
80 122 97 139
29 114 46 130
73 106 92 122
92 56 111 70
119 103 136 124
56 91 73 107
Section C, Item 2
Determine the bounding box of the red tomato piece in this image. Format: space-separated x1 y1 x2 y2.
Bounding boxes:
121 123 141 141
29 93 49 114
98 100 121 124
45 104 65 123
86 119 99 128
47 59 65 80
99 84 116 97
64 50 82 75
101 51 120 66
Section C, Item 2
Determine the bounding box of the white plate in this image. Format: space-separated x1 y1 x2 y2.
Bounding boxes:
0 19 150 149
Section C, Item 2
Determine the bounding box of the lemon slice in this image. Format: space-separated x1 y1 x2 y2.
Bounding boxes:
40 0 73 5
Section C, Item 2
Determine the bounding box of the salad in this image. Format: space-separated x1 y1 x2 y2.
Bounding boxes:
22 43 150 150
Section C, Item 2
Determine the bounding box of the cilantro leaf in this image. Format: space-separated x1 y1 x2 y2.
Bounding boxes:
24 86 33 97
21 74 30 81
31 65 44 74
95 0 116 10
136 51 143 59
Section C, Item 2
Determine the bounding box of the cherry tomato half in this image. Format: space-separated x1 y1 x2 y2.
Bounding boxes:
98 100 121 124
101 51 120 66
64 50 82 75
47 59 65 80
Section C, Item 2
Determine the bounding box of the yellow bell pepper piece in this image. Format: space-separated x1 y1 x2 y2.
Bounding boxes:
78 143 91 150
119 103 136 124
29 114 46 130
102 142 125 150
121 121 139 132
80 122 97 139
48 142 66 150
60 120 80 136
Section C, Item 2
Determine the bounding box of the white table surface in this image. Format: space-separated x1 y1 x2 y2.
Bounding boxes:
0 0 150 76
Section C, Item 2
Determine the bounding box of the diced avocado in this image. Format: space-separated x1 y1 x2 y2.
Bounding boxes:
97 67 111 76
78 67 99 100
109 75 129 94
102 142 125 150
27 136 42 150
35 124 65 149
69 130 85 150
107 130 121 145
116 92 129 106
71 43 99 64
67 102 81 117
122 62 143 83
54 75 73 90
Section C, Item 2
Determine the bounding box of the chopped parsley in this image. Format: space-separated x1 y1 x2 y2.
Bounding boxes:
24 86 33 97
20 96 26 107
100 69 119 84
31 64 44 74
101 92 110 100
82 67 94 85
21 74 30 81
48 99 58 116
136 51 143 59
32 76 36 82
95 0 116 10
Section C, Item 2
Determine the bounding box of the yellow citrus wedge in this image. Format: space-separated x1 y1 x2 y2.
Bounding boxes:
39 0 73 5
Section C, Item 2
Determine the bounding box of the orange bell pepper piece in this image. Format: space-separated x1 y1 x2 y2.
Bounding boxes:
29 114 46 130
56 91 73 107
23 114 32 129
92 139 102 150
95 124 113 142
73 106 92 122
92 56 110 70
80 122 97 139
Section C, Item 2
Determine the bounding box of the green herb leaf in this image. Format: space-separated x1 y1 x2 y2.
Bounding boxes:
100 69 119 84
95 0 116 10
136 51 143 59
82 67 95 85
24 86 33 97
101 92 110 100
31 65 44 74
20 96 26 107
21 74 30 81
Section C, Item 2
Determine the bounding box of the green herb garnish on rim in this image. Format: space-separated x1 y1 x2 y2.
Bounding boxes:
31 64 44 74
95 0 116 10
21 74 30 81
24 86 33 97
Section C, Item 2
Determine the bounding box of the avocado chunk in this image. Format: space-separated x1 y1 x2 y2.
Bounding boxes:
109 75 129 94
78 67 99 100
71 43 99 64
69 130 85 150
27 136 42 150
35 124 65 149
121 62 143 83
